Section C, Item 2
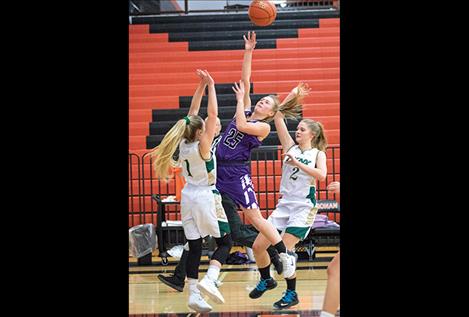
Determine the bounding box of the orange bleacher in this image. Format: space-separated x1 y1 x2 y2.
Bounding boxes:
129 17 340 227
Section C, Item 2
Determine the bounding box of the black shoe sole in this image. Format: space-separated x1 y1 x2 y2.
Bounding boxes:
157 275 184 292
273 299 299 310
249 280 278 299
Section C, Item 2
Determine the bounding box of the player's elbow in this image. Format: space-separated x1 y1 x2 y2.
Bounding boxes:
317 171 327 182
236 121 247 132
207 109 217 118
316 170 327 182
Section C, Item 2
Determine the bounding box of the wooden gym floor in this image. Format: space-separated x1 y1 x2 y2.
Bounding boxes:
129 246 339 316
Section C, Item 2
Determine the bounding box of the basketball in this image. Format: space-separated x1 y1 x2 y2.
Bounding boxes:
248 0 277 27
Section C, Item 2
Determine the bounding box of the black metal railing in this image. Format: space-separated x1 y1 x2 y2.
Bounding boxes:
128 153 142 227
129 145 340 228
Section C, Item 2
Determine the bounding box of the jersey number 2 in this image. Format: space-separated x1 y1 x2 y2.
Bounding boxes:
290 167 300 180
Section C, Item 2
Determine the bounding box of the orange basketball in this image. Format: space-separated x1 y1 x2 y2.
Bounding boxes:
248 0 277 27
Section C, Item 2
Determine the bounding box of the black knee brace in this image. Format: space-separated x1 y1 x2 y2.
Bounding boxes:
267 245 279 259
186 238 203 279
211 234 233 264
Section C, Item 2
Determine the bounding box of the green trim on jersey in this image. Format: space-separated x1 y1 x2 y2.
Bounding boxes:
205 157 215 173
306 186 317 205
184 159 193 177
212 189 220 195
218 221 231 235
285 226 310 240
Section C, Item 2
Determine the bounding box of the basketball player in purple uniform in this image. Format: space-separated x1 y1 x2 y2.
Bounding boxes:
215 31 310 282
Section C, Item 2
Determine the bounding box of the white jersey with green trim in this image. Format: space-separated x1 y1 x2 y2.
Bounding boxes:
280 145 320 200
179 139 216 186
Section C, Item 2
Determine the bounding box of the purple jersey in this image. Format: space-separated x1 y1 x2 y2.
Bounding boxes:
215 111 263 209
216 111 262 162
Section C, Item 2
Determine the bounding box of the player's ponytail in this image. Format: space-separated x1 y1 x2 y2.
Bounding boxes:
260 82 309 122
150 115 204 180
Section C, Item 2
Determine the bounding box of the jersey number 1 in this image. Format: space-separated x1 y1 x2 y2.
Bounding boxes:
184 159 193 177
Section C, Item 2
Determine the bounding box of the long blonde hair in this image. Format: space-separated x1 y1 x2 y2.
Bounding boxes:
259 83 310 122
301 119 328 152
149 115 204 180
258 94 303 123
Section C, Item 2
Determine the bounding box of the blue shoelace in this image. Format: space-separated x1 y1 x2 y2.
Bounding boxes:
281 289 297 303
255 278 270 291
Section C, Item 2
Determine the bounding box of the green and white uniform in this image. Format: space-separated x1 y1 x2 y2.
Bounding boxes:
179 139 230 240
268 145 321 240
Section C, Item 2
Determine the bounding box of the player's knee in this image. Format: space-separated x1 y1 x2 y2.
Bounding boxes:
188 238 203 256
245 211 262 223
212 234 233 264
252 240 265 254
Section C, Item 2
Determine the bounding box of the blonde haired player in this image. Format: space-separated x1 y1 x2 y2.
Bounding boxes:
217 32 306 283
150 69 232 313
248 83 328 310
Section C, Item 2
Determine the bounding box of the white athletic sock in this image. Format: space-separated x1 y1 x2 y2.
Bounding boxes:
206 264 220 281
320 311 335 317
188 278 199 294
